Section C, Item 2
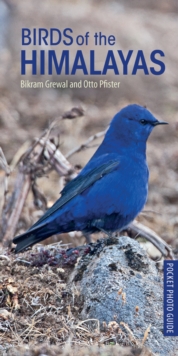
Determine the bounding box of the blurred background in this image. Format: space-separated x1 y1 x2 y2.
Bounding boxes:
0 0 178 250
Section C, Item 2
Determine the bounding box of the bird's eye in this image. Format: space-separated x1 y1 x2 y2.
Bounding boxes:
140 119 147 125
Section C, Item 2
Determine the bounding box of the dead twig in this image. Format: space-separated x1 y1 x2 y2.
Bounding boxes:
142 324 151 345
66 128 107 159
129 220 174 260
62 107 84 120
0 147 11 209
1 108 83 247
39 138 76 177
1 169 31 245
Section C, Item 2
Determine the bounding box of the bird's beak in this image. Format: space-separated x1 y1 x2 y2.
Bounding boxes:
153 120 168 126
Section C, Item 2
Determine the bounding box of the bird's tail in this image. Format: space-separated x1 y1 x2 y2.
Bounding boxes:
13 223 56 253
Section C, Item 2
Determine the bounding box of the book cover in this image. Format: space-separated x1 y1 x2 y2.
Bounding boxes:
0 0 178 355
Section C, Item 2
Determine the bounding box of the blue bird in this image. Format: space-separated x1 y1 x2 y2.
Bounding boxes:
13 104 167 253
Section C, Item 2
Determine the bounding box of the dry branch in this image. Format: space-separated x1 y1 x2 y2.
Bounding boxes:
0 142 45 245
128 221 174 259
66 128 107 159
1 173 30 245
0 147 11 206
0 107 83 247
40 138 76 177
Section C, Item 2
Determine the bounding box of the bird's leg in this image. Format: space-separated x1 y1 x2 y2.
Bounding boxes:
97 226 113 239
90 219 113 239
83 232 92 244
83 228 112 244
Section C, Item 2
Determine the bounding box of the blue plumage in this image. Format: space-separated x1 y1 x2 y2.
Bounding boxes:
13 104 167 252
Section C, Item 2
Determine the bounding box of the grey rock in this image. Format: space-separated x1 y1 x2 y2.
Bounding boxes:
70 236 178 356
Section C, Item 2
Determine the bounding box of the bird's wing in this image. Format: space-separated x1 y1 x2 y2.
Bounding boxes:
28 159 119 231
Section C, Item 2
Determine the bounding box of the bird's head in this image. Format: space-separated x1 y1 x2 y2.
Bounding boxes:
108 104 168 145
